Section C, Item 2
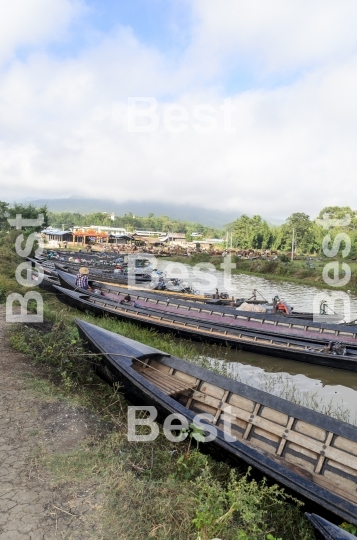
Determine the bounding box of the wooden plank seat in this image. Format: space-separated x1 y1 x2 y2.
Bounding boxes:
136 366 194 396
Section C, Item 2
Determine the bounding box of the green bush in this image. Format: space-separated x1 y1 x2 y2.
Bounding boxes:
280 255 290 263
0 286 6 303
192 468 311 540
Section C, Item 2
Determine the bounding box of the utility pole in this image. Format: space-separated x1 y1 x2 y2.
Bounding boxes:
291 228 295 262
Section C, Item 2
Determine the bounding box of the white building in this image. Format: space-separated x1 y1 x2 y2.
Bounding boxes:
71 225 128 235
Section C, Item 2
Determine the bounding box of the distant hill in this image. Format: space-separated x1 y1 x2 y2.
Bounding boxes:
28 197 240 227
27 197 284 228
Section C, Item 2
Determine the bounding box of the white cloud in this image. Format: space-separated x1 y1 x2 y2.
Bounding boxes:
0 1 357 219
0 0 85 66
189 0 357 75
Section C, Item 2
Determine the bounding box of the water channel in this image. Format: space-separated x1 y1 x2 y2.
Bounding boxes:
156 259 357 422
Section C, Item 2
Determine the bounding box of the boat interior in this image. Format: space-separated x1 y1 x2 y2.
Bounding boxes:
132 354 357 508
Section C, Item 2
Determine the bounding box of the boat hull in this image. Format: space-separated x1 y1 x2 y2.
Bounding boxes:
56 270 357 342
75 319 357 526
54 286 357 372
305 513 356 539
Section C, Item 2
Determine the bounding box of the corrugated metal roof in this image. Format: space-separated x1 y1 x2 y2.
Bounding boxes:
42 229 71 235
109 234 134 239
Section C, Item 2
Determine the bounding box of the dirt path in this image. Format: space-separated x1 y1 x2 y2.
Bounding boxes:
0 306 105 540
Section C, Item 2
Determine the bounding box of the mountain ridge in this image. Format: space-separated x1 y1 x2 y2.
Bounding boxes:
26 197 284 227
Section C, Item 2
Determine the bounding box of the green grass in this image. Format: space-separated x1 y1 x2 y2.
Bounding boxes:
9 314 315 539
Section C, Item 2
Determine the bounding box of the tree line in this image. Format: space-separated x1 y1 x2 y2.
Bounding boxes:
231 207 357 255
46 210 223 241
0 201 355 256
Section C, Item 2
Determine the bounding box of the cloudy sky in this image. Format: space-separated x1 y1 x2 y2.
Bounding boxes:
0 0 357 219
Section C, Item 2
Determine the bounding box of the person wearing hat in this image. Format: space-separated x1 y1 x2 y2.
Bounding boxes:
76 267 90 289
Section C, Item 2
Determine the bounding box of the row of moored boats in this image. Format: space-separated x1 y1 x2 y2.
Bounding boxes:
27 253 357 537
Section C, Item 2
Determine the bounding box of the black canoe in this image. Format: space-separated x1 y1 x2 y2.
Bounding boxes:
55 266 231 302
75 319 357 525
305 513 357 539
56 269 308 319
55 286 357 371
26 257 56 276
56 269 357 341
54 262 152 284
31 272 60 293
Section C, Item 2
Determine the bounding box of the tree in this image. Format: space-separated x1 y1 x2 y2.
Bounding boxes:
0 201 9 230
5 203 49 232
278 213 319 254
316 206 357 256
317 206 354 221
232 215 251 249
232 215 273 250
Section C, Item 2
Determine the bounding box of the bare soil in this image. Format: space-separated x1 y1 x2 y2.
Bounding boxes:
0 306 110 539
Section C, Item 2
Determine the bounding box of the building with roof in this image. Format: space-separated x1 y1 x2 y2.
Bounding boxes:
71 225 128 235
133 230 165 237
41 228 73 247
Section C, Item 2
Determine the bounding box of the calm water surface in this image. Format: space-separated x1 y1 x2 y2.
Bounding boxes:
157 259 357 317
157 260 357 420
194 345 357 422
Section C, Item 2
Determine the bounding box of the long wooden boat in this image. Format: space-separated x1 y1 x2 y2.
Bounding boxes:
54 262 152 283
37 258 314 314
75 319 357 525
55 286 357 371
31 271 60 293
32 259 212 301
56 268 210 301
26 257 151 283
31 255 345 319
44 250 123 260
55 263 221 300
26 257 56 276
56 270 357 344
305 513 356 539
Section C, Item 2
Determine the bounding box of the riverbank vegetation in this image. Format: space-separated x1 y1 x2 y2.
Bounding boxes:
0 219 316 539
2 200 357 257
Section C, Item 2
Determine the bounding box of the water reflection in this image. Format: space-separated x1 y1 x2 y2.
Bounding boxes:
190 343 357 423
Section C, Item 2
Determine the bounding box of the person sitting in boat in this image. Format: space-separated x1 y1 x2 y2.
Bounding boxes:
120 294 132 305
276 300 290 314
75 267 90 290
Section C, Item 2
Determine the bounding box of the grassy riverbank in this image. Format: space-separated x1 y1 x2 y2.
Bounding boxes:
165 253 357 292
5 292 316 539
0 234 353 539
4 300 315 539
